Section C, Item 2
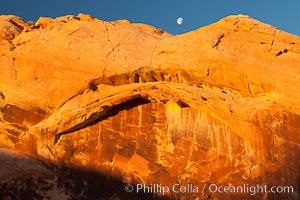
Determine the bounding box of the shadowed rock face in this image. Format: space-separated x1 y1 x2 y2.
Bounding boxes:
0 14 299 199
0 148 167 200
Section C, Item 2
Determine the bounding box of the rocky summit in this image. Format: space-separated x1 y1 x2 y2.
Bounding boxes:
0 14 299 200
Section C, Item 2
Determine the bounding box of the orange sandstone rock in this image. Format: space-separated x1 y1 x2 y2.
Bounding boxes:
0 14 299 199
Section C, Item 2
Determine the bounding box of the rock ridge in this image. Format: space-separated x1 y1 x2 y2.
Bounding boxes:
0 14 299 199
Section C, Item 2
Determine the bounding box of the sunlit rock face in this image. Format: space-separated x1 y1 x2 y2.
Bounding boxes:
0 14 299 199
29 101 299 200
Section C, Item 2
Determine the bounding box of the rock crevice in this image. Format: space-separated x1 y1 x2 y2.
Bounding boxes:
0 14 299 199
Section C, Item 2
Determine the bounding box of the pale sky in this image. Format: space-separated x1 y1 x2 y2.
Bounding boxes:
1 0 299 35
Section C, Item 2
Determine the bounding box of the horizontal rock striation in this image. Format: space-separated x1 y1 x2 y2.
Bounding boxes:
0 14 299 199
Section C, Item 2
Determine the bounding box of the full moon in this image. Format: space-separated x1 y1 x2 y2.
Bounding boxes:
177 17 183 25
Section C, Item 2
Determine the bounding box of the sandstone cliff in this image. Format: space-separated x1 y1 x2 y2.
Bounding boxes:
0 14 299 200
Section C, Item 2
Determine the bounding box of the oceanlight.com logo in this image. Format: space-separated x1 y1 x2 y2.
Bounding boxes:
208 184 294 196
124 183 295 196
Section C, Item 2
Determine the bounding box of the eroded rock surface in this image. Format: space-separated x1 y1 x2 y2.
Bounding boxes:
0 14 299 200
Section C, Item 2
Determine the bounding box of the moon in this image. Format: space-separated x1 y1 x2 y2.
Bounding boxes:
177 17 183 25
